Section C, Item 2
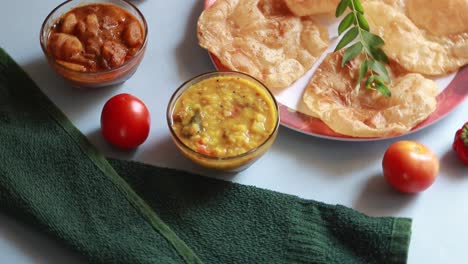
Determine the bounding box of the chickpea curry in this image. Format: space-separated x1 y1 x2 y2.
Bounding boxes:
172 76 278 158
47 3 145 72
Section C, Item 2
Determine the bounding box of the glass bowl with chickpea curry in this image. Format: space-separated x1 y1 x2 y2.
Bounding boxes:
167 71 280 172
40 0 147 88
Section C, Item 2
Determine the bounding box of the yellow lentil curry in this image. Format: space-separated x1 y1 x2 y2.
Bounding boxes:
172 76 277 158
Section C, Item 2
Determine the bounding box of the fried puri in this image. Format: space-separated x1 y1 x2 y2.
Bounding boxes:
197 0 329 89
303 52 438 137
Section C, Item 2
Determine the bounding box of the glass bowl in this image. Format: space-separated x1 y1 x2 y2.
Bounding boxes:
40 0 148 88
167 71 280 172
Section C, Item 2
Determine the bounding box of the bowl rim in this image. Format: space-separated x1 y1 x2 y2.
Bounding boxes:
39 0 148 76
166 70 280 162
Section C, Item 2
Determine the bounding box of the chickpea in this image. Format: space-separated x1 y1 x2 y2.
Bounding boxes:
61 13 77 34
124 21 143 47
101 41 127 68
85 14 99 37
48 33 84 60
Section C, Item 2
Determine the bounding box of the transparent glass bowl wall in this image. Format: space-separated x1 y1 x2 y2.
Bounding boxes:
167 71 280 172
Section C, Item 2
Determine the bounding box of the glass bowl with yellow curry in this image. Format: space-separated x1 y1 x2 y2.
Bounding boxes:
167 71 279 172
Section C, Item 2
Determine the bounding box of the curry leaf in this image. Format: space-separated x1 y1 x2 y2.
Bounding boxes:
365 75 376 89
342 42 363 66
335 0 392 97
334 27 359 52
338 13 356 35
369 48 389 64
374 82 392 97
368 60 390 82
356 13 369 31
368 76 391 97
352 0 365 13
362 31 385 49
357 59 368 85
373 75 387 84
336 0 351 17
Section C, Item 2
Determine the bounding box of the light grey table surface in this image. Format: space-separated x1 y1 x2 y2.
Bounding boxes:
0 0 467 263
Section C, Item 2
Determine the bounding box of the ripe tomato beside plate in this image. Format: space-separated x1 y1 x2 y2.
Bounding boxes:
203 0 468 141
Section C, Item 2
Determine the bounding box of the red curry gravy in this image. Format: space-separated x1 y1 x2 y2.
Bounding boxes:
47 3 145 72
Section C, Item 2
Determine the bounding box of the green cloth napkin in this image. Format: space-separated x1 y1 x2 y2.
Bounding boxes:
0 47 412 264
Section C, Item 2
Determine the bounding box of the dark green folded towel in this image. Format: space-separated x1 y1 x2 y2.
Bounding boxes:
0 47 412 264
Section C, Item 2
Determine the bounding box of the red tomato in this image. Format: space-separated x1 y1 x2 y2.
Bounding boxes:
101 93 150 150
382 141 439 194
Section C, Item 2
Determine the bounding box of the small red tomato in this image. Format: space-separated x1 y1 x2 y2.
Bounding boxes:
101 93 150 150
453 122 468 165
382 141 439 194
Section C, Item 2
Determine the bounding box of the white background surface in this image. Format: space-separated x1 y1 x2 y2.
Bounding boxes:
0 0 467 263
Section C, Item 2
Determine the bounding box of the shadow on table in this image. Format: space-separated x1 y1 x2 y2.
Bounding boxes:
0 213 86 264
87 128 240 182
440 149 467 180
272 116 450 179
137 135 239 182
175 0 213 80
353 174 417 217
271 127 387 177
21 56 122 122
86 127 143 160
128 0 146 4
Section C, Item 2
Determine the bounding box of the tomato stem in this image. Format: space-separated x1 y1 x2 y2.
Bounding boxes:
461 123 468 146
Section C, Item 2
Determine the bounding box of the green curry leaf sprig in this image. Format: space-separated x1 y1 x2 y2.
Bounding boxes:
334 0 391 97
